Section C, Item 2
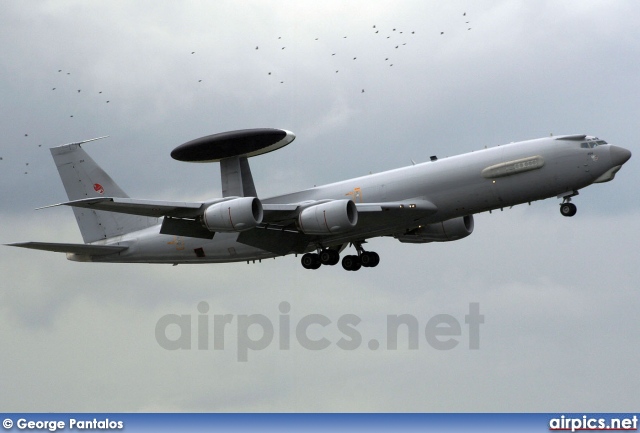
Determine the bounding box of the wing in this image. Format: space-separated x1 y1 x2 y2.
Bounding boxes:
38 197 205 218
42 196 436 225
356 199 438 213
261 199 437 225
38 196 438 253
7 242 128 255
37 197 238 240
241 199 438 254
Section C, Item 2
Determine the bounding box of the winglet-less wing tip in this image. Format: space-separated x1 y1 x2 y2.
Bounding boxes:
52 135 110 149
6 242 128 255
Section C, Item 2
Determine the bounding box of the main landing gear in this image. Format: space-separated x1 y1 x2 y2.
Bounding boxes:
300 248 339 269
341 251 379 271
300 242 380 271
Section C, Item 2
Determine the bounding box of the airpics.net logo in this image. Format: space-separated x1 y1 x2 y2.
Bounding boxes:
155 302 484 361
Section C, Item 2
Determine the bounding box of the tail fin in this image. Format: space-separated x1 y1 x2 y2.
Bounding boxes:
50 137 158 243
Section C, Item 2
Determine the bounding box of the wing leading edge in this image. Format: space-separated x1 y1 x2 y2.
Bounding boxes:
38 197 437 224
7 242 128 255
38 197 205 218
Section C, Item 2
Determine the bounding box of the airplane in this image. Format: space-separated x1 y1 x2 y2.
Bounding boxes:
7 128 632 271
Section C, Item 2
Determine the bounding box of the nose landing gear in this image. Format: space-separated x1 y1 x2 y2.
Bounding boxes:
560 202 577 217
558 191 578 217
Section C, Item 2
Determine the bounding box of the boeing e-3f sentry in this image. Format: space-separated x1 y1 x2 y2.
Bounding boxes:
8 129 631 271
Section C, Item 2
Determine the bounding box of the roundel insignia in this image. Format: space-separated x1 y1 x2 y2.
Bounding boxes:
93 183 105 194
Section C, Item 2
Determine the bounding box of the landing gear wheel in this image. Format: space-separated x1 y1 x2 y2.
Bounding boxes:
301 253 321 269
319 249 340 266
329 250 340 265
360 251 380 267
560 202 577 217
342 255 361 271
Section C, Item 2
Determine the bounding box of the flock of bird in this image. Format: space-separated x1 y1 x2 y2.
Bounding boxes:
52 68 113 112
255 12 473 91
5 11 474 175
7 68 115 175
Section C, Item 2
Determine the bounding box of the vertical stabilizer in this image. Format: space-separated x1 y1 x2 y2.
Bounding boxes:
50 138 158 243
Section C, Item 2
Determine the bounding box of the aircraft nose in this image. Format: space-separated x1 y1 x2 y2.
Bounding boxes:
610 145 632 166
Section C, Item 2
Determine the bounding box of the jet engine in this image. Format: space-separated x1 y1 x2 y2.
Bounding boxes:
395 215 474 243
297 199 358 235
202 197 263 232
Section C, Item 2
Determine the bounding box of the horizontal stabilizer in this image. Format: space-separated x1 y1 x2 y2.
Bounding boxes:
7 242 128 255
39 197 204 218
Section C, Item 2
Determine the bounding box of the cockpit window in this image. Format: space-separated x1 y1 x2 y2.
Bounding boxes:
580 138 608 148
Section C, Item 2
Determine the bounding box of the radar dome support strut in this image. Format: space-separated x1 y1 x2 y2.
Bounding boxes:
221 156 257 197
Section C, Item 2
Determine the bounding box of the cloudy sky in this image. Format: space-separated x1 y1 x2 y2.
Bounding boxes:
1 0 639 412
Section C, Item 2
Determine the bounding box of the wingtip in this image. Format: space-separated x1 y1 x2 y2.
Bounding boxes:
35 203 64 211
51 135 110 150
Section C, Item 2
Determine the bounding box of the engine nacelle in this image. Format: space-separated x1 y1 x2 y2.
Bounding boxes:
396 215 474 243
202 197 263 232
297 200 358 235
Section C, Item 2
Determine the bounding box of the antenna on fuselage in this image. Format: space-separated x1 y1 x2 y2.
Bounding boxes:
170 129 296 197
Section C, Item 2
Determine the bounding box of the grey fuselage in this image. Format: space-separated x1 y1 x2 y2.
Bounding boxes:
82 135 628 263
